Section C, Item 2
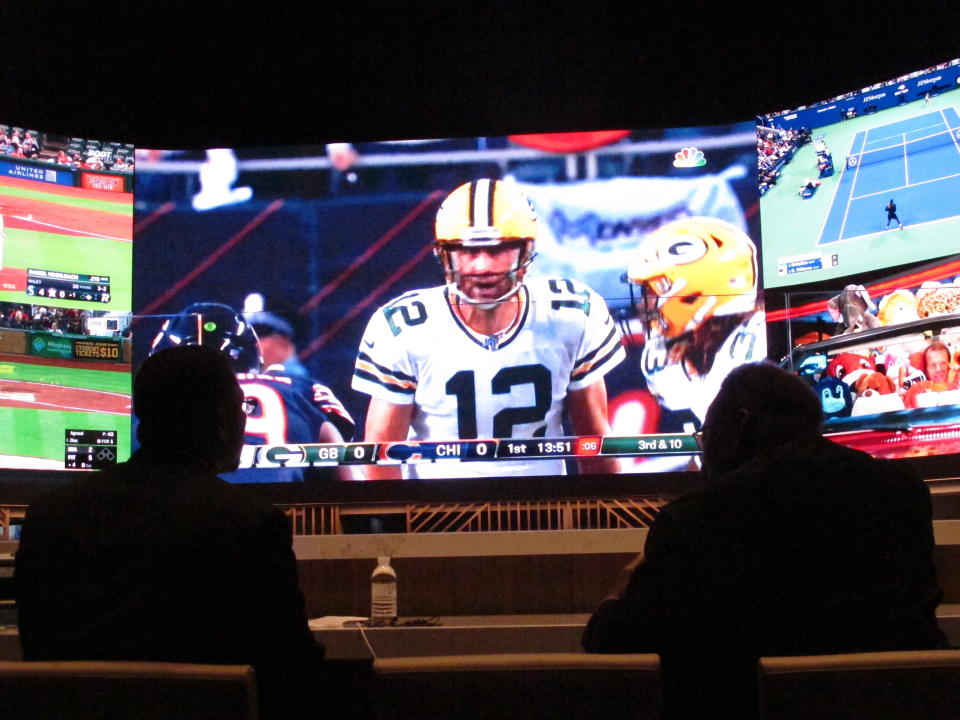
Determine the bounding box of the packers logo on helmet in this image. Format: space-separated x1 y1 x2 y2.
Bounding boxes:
626 217 757 339
150 302 262 374
434 179 538 308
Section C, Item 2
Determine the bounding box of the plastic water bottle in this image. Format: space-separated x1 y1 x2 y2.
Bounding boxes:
370 556 397 625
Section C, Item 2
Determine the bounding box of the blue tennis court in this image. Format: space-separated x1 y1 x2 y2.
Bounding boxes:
818 108 960 245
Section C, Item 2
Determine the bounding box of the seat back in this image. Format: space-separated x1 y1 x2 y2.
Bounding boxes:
759 649 960 720
372 652 660 720
0 660 258 720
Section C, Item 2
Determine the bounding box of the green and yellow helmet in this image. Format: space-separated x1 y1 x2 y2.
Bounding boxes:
434 179 538 305
627 217 757 338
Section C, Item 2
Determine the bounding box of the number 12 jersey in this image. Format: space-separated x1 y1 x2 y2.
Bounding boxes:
353 277 625 478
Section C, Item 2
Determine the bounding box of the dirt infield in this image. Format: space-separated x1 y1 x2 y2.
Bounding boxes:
0 353 130 414
1 191 131 241
0 377 129 414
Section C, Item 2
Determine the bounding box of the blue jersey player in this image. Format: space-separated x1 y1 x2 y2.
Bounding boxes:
150 303 357 482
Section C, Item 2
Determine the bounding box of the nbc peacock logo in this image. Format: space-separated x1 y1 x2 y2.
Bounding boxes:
673 147 707 168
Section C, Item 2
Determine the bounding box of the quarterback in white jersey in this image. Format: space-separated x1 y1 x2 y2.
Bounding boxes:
352 179 625 479
625 216 764 425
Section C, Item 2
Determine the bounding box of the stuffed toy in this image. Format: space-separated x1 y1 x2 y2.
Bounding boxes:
827 284 880 334
815 376 854 418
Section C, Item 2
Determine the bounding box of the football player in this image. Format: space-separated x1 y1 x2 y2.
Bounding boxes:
353 179 625 479
624 217 765 426
151 303 357 481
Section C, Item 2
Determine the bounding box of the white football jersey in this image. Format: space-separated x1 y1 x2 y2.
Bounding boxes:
353 277 625 478
640 311 767 423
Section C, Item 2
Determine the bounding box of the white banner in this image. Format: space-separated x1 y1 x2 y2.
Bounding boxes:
519 168 749 306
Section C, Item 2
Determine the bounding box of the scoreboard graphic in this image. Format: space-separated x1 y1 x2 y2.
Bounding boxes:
239 433 702 472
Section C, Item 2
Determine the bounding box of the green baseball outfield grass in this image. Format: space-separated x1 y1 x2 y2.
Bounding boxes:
0 355 130 468
760 96 960 290
0 174 132 309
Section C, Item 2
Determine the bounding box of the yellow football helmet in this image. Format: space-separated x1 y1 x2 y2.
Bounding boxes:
434 179 537 306
626 217 757 338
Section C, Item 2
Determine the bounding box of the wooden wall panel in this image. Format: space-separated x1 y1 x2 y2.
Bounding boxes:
299 546 960 619
298 553 635 618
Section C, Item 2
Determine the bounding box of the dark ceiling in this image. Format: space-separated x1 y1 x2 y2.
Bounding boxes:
1 2 956 147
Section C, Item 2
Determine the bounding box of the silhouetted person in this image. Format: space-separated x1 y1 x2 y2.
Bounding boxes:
15 345 323 720
583 362 946 720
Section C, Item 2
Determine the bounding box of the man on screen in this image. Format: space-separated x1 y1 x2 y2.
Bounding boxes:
352 179 625 479
921 339 958 388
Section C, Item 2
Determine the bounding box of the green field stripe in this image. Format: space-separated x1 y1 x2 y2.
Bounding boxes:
1 228 132 309
0 183 132 215
4 229 132 273
0 406 130 462
0 360 131 394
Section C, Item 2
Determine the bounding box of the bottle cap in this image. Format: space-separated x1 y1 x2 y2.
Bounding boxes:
378 556 390 566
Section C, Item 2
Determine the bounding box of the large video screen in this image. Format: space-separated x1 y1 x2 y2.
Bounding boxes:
0 125 133 469
758 58 960 289
133 124 763 482
759 57 960 460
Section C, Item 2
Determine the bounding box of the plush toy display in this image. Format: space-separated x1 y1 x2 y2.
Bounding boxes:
853 370 895 396
826 284 880 334
916 282 960 318
815 376 854 418
903 380 950 409
824 352 874 384
877 289 919 326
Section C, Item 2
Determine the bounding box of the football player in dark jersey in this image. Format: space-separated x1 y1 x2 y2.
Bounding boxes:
150 303 358 482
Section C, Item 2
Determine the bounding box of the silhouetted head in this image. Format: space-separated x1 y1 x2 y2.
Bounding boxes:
701 362 822 479
134 345 246 473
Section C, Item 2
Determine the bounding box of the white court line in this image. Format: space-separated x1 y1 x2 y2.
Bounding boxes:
0 377 130 399
942 108 960 156
904 132 910 186
10 214 131 243
834 133 865 242
821 138 960 247
814 133 866 248
866 132 906 146
820 211 960 248
865 123 942 147
859 131 936 161
850 170 960 201
902 122 950 140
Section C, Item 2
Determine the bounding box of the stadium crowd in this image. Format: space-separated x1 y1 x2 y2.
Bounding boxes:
50 149 134 173
0 302 89 335
757 126 810 193
0 126 133 174
0 128 40 159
